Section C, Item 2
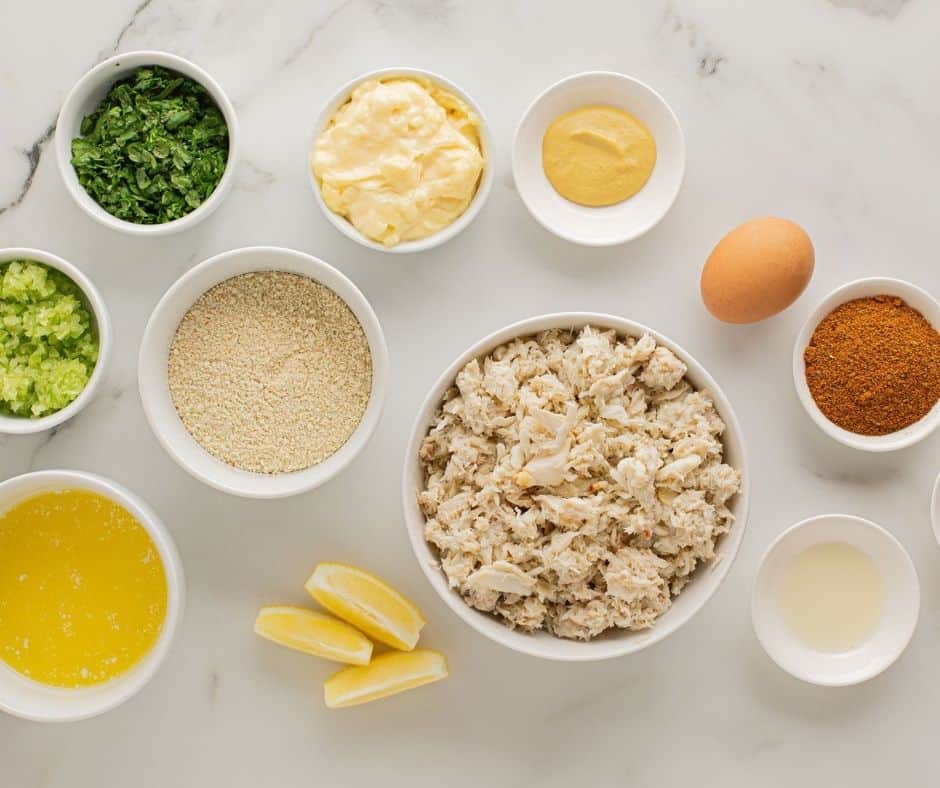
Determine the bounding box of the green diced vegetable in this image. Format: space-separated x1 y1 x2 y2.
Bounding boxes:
70 65 229 225
0 261 98 418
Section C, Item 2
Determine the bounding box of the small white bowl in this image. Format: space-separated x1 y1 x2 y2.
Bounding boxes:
512 71 686 246
752 514 919 687
139 246 389 498
308 67 494 254
0 248 111 435
0 470 185 722
56 50 239 236
793 277 940 452
402 312 749 661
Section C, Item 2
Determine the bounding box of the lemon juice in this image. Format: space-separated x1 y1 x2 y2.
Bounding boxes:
777 542 884 653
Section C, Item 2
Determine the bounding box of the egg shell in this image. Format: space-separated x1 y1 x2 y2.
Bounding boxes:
701 217 815 324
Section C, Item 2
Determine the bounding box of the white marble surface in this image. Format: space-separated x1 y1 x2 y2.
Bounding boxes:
2 0 939 785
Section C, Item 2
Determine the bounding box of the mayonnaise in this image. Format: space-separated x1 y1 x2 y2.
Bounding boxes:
312 78 485 247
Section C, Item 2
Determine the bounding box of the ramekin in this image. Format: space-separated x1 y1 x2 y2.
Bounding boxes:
0 248 111 435
0 470 185 722
308 67 494 254
55 50 239 236
792 277 940 452
512 71 685 246
752 513 919 686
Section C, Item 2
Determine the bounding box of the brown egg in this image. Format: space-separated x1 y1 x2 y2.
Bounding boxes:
701 217 815 324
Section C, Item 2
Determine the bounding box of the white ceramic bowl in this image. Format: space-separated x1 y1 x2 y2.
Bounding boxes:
512 71 685 246
56 50 239 236
0 470 185 722
0 248 111 435
402 312 749 661
793 277 940 451
752 514 919 686
308 67 494 254
139 246 389 498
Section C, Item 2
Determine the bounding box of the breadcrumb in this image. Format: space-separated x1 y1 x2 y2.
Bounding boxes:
168 272 372 474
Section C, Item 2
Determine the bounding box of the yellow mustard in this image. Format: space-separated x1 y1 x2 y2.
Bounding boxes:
542 104 656 206
312 78 485 247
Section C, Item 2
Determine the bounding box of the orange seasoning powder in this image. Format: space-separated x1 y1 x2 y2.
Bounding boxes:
803 295 940 435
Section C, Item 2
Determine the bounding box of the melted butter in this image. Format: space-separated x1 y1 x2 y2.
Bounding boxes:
542 104 656 206
777 542 884 653
0 490 167 687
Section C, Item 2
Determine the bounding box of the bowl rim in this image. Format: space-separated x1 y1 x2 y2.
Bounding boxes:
0 469 185 722
751 512 920 687
511 70 687 247
138 245 389 499
55 49 239 237
0 248 111 435
401 311 750 661
792 276 940 452
307 66 494 254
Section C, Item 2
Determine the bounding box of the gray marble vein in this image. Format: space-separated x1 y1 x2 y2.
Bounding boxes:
0 0 159 217
26 424 65 471
106 0 158 56
280 0 356 69
0 121 55 217
829 0 909 19
698 53 724 77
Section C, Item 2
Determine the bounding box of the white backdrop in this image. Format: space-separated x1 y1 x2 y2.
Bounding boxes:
1 1 938 785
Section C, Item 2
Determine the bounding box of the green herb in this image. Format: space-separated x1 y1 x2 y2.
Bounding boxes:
70 66 229 225
0 261 99 418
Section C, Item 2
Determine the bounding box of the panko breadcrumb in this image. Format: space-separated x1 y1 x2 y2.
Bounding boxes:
168 272 372 474
417 326 741 641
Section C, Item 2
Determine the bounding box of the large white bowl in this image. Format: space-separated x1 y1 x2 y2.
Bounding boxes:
513 72 685 246
0 248 111 435
752 514 919 686
793 277 940 452
139 246 388 498
0 470 185 722
402 313 749 661
56 50 239 236
308 67 494 254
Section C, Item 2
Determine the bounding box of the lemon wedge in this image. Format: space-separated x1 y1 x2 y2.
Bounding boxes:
254 606 373 666
305 562 426 651
324 649 448 708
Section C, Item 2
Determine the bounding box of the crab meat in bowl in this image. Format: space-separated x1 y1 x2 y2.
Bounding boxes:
417 326 742 641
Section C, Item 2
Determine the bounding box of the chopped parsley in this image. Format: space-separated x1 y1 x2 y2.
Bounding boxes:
70 65 229 225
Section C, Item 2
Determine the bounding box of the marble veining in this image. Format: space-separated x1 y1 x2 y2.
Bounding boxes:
280 0 356 69
0 121 54 217
697 54 724 77
1 0 163 217
829 0 909 19
1 1 938 787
